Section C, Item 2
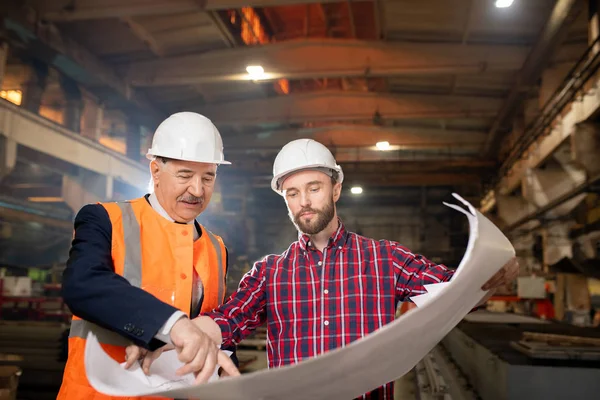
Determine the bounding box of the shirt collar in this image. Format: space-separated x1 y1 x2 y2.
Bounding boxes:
148 193 199 240
299 217 349 251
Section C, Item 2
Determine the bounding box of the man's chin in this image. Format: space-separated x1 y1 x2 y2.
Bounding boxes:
177 204 204 220
298 222 320 235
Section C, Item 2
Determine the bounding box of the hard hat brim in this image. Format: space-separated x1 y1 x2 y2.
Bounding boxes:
271 164 344 194
146 151 231 165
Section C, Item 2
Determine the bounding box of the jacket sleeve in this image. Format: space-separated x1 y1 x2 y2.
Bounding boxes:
61 204 180 350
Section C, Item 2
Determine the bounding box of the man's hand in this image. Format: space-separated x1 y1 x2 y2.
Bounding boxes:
169 317 240 383
124 344 172 374
191 316 223 345
481 256 520 292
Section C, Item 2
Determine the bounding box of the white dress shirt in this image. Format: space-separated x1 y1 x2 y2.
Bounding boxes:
148 193 203 344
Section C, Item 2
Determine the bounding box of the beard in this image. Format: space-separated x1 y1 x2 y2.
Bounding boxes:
290 196 336 235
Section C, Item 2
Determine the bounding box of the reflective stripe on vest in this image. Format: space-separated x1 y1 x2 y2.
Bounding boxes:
68 202 225 343
68 319 132 346
205 229 225 303
117 202 143 287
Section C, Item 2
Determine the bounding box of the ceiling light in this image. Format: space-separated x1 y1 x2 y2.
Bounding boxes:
495 0 514 8
376 141 391 151
246 65 266 80
350 186 363 195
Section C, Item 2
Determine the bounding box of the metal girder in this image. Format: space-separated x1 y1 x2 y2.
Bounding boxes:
1 185 62 199
0 100 149 191
338 160 493 173
198 91 502 126
223 124 487 149
482 0 584 156
37 0 371 21
124 39 529 86
341 172 483 187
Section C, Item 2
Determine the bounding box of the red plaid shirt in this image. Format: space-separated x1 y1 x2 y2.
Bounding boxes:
206 220 454 399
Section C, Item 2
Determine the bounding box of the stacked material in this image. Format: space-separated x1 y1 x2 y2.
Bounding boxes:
0 321 67 400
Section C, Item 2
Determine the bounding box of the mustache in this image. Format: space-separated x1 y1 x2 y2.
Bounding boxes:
296 207 319 217
177 195 204 203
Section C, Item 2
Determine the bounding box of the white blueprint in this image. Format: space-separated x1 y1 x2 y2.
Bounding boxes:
85 193 515 399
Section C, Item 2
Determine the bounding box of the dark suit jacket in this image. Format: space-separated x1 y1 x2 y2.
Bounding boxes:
62 199 237 365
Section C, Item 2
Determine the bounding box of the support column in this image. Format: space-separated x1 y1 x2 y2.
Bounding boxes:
59 75 83 133
62 171 110 212
126 117 142 162
589 0 600 53
539 62 573 108
21 59 48 114
0 134 17 182
81 94 104 141
572 122 600 175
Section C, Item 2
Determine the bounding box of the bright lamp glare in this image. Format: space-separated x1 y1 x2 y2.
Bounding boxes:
495 0 514 8
246 65 266 80
351 186 363 195
376 141 390 151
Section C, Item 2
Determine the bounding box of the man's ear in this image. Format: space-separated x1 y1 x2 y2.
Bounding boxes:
150 160 161 187
333 182 342 202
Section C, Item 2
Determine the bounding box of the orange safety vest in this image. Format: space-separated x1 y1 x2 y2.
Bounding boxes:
57 197 227 400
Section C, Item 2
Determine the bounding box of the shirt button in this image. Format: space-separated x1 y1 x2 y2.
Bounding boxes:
324 289 329 294
338 246 342 249
324 320 329 326
182 230 188 236
318 261 322 266
180 273 187 280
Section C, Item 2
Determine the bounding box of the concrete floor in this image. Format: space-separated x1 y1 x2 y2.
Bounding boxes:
237 349 417 400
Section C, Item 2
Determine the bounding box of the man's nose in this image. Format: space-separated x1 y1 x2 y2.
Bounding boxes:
188 176 204 197
299 192 311 207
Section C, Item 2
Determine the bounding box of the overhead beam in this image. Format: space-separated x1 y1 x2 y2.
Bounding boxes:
226 158 494 174
38 0 368 21
0 100 149 191
197 91 502 126
223 125 488 148
125 39 530 86
0 203 73 231
482 0 584 156
122 17 165 56
342 172 483 187
224 160 490 187
2 185 63 199
226 172 484 187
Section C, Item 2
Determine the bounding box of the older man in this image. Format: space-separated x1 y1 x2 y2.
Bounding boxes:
57 112 239 400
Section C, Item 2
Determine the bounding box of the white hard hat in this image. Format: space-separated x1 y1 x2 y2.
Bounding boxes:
271 138 344 193
146 112 231 165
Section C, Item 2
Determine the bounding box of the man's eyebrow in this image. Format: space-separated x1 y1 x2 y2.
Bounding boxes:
205 171 216 177
176 168 194 174
286 180 323 191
